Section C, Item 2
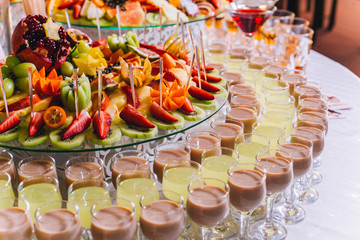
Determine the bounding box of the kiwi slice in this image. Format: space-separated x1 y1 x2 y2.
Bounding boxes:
49 127 85 149
187 95 219 110
207 69 220 75
147 113 185 130
146 12 160 25
18 128 49 147
212 86 228 99
118 121 158 139
86 124 122 146
90 19 114 27
0 124 24 142
210 78 227 88
176 106 206 121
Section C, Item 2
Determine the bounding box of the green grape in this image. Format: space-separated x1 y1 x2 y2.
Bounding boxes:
77 41 91 53
60 61 74 77
15 77 29 93
13 63 36 78
0 78 15 99
5 56 21 71
74 53 89 59
71 47 80 58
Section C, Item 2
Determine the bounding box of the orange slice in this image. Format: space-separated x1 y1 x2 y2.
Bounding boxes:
43 106 66 128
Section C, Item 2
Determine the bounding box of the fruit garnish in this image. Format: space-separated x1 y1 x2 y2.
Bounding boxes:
188 86 215 100
32 67 62 95
29 112 45 137
120 104 155 128
3 94 41 112
163 32 188 59
120 58 153 88
181 97 194 113
121 85 140 109
151 66 180 82
66 28 93 47
44 106 66 128
60 75 91 112
192 76 220 92
150 80 186 111
11 15 70 70
91 91 110 112
62 109 91 140
93 111 112 140
162 53 176 69
150 102 178 123
191 69 222 82
0 112 20 133
73 47 107 76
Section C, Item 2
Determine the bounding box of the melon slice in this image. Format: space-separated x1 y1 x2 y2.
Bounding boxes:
120 1 145 26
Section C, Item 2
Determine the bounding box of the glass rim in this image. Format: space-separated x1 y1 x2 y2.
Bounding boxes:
68 178 110 196
139 190 184 211
0 171 11 186
231 93 260 105
65 156 104 177
273 9 295 18
0 150 13 167
226 105 258 116
201 146 240 162
116 171 158 189
210 118 245 132
256 148 294 165
234 132 271 147
163 159 201 175
265 93 295 105
18 155 56 176
252 120 286 133
227 163 267 184
185 130 221 144
154 142 191 157
34 200 80 223
262 78 289 90
188 178 230 201
90 198 136 221
18 175 59 192
277 134 314 151
293 120 327 133
294 81 322 90
261 107 295 121
229 3 277 13
297 106 329 116
0 197 30 214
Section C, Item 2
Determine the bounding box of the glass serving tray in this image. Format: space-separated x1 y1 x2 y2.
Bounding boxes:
0 97 227 153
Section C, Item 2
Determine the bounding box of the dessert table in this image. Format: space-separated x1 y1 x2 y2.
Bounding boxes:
286 51 360 240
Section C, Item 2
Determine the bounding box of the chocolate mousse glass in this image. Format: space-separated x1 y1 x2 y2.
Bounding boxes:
227 164 266 239
280 69 306 95
230 94 261 115
210 118 244 149
153 143 190 183
65 156 105 188
18 155 57 183
186 131 221 163
111 150 150 187
273 134 313 224
34 201 82 240
226 106 258 134
0 198 33 240
91 198 137 240
187 178 230 240
140 190 185 240
293 81 322 107
0 150 15 186
250 149 293 240
228 82 256 101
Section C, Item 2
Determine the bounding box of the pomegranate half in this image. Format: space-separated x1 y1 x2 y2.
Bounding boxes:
11 15 70 71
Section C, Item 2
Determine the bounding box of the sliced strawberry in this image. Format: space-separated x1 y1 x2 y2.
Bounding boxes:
121 85 140 109
93 111 112 140
188 86 215 100
73 4 82 19
193 62 215 72
62 110 91 140
120 104 155 128
0 112 20 133
57 0 75 9
141 3 160 12
192 77 220 92
150 102 178 123
151 67 179 82
91 38 107 48
3 94 41 112
191 69 222 82
209 0 221 9
29 112 44 137
181 97 194 113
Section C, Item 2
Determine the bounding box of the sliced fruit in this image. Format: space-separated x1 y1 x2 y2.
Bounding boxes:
118 1 145 26
188 86 215 100
4 94 40 113
210 77 227 88
0 112 21 134
32 68 62 96
187 95 219 110
162 53 177 69
19 128 49 147
148 112 184 130
181 97 194 113
93 111 112 140
121 85 140 109
177 105 206 121
128 46 160 60
192 76 220 92
120 104 155 128
50 127 85 149
0 78 15 99
118 121 158 139
61 109 91 140
0 123 23 142
86 124 121 145
191 69 222 82
44 106 67 128
150 102 178 123
29 112 45 137
212 86 228 99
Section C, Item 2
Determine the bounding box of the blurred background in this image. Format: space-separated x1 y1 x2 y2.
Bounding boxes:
280 0 360 76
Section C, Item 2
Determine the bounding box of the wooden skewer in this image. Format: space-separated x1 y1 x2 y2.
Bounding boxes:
96 8 101 40
187 25 195 50
65 9 71 29
73 69 79 118
97 69 102 117
176 12 180 36
0 69 9 118
128 63 136 110
28 67 33 118
186 53 196 89
143 8 147 43
116 5 122 37
180 18 186 50
195 46 202 89
159 8 162 46
200 31 207 82
159 57 163 108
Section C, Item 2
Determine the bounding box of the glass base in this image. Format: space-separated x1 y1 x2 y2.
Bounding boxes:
249 220 287 240
294 187 319 205
273 202 305 225
307 169 323 186
312 157 322 168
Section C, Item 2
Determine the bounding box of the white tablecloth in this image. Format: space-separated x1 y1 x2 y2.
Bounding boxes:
286 51 360 240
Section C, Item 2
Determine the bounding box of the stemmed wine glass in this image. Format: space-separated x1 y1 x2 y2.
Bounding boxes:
228 1 276 55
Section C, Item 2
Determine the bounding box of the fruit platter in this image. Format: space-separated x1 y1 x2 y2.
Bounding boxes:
0 14 228 152
48 0 226 28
